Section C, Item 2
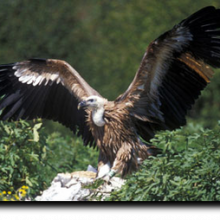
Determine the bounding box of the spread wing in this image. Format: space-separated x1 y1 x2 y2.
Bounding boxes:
0 58 101 146
115 6 220 141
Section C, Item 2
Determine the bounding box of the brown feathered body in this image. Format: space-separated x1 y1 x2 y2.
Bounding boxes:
86 102 152 177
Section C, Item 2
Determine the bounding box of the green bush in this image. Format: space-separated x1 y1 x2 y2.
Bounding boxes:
0 119 49 198
0 119 98 200
45 131 99 173
107 122 220 201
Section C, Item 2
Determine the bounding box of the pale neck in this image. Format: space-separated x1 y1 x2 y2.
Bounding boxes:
92 107 105 127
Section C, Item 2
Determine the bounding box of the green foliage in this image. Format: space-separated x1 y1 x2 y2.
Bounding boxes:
46 131 98 173
107 122 220 201
0 119 49 197
0 119 98 199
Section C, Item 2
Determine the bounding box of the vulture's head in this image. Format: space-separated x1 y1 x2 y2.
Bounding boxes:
78 96 107 111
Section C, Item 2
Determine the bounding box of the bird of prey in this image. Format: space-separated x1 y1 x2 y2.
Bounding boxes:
0 6 219 179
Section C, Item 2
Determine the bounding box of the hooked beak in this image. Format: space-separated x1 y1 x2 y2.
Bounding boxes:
78 100 87 110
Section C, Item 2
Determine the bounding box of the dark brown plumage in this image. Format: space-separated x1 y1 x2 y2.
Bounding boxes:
0 6 220 179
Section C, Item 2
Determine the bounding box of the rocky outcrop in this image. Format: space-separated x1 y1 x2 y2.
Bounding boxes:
35 166 125 201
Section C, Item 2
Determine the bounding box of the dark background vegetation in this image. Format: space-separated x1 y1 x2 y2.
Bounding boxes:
0 0 220 201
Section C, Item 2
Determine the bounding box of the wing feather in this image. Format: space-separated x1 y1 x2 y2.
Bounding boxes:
0 59 101 147
115 6 220 141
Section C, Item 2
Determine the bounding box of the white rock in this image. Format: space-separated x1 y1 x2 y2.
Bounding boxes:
35 167 125 201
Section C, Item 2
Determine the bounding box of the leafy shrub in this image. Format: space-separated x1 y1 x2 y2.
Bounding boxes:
0 119 98 200
107 122 220 201
0 119 50 198
45 131 99 173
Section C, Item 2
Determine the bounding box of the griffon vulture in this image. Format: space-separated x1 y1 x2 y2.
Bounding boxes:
0 6 220 179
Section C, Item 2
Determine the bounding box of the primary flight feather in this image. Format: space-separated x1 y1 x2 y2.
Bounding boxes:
0 6 220 179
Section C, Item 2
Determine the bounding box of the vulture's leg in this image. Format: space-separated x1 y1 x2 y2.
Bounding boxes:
108 143 161 179
109 143 139 178
96 150 111 179
96 144 161 181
